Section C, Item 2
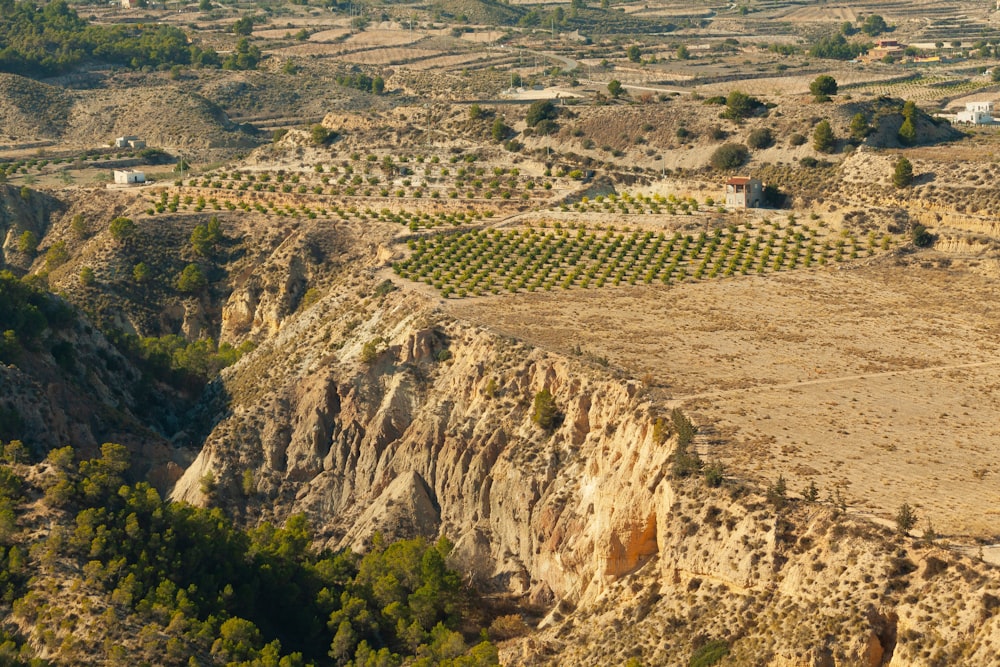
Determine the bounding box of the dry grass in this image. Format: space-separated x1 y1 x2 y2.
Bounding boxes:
452 259 1000 537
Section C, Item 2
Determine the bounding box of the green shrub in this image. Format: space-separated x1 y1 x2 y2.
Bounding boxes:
809 74 838 101
896 502 917 534
360 337 384 364
176 263 207 293
709 143 749 170
43 241 69 270
311 124 335 146
16 230 37 255
525 100 557 127
910 223 933 247
79 266 96 286
704 461 724 487
132 262 152 284
849 112 870 140
109 216 136 243
190 216 223 255
721 90 764 121
690 639 729 667
747 127 773 149
766 474 787 508
898 117 916 145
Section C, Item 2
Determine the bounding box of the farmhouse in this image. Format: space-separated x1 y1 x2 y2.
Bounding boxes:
955 101 994 125
865 39 905 62
113 170 146 185
725 176 763 209
114 135 145 149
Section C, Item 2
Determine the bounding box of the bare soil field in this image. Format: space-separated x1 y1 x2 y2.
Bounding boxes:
341 29 427 49
342 47 444 65
407 52 495 71
779 6 859 23
451 259 1000 538
460 30 506 43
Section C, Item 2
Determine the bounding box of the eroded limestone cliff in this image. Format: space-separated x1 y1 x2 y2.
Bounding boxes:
171 274 1000 666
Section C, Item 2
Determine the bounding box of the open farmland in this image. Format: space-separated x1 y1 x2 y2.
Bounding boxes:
451 258 1000 538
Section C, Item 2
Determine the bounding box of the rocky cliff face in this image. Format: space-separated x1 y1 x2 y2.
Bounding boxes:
172 275 1000 666
175 283 673 607
0 184 63 274
0 307 186 488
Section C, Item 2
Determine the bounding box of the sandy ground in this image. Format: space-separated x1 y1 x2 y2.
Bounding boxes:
450 259 1000 539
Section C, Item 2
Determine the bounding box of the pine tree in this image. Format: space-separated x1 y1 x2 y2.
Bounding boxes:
849 112 869 140
896 502 917 535
813 119 835 153
532 389 558 430
893 156 914 188
491 117 508 143
898 117 916 145
809 75 838 101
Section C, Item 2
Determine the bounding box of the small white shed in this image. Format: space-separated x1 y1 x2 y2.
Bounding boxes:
113 170 146 185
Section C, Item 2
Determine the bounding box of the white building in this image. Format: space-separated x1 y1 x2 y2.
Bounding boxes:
955 101 994 124
113 170 146 185
725 176 763 208
114 135 145 149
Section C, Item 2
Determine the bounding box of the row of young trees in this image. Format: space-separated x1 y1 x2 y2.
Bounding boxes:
395 223 885 298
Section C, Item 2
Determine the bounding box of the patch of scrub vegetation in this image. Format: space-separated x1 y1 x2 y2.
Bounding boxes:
0 442 501 665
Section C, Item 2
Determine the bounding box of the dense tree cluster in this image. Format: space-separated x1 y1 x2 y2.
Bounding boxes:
0 0 220 77
0 443 500 665
860 14 888 37
222 38 260 71
335 71 386 95
190 216 224 256
525 100 558 127
135 334 253 382
808 33 868 60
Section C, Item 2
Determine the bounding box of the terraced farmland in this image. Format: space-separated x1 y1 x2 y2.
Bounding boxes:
844 74 997 103
394 220 895 298
554 191 714 215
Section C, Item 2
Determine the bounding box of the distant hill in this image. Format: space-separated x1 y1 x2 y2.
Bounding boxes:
0 73 74 140
0 71 261 155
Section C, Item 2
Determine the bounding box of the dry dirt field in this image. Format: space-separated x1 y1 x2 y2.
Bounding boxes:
451 258 1000 539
